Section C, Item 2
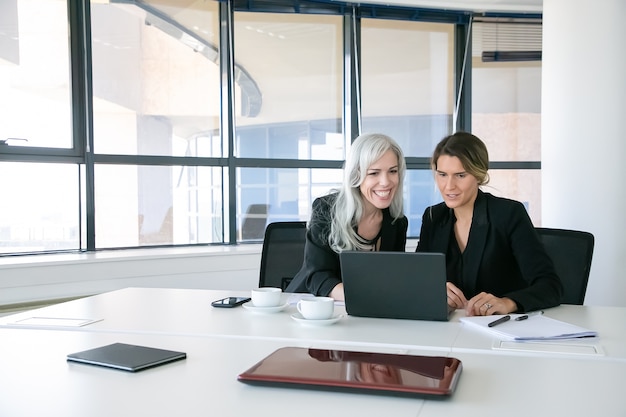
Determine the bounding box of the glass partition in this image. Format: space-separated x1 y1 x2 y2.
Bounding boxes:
0 0 72 149
90 0 222 157
233 12 344 160
0 162 80 253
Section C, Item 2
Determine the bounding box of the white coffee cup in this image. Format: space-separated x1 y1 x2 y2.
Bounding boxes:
296 296 335 320
251 287 282 307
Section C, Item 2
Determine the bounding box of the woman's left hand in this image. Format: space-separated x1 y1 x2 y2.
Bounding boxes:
466 292 517 316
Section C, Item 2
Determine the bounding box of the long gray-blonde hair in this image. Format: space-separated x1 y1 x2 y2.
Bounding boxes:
328 133 405 252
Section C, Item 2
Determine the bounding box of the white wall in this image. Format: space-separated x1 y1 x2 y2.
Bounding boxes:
542 0 626 306
0 247 262 307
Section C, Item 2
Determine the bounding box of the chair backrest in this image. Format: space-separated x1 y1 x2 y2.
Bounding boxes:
241 204 270 240
535 227 595 305
258 221 307 290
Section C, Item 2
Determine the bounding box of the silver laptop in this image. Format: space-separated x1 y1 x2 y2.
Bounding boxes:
339 251 449 321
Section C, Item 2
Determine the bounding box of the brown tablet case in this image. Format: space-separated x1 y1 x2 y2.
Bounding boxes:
238 347 462 397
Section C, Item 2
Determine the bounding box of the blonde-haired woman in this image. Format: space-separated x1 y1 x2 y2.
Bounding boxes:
287 133 408 301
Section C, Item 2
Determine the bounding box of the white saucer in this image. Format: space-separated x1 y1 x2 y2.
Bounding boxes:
291 313 343 326
242 302 289 314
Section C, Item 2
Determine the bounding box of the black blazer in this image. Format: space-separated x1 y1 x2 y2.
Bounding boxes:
416 190 562 312
286 194 408 296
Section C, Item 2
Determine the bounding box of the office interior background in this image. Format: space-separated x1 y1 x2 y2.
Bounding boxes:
0 0 624 309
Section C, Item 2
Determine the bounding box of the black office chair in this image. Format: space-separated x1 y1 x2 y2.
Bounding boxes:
258 221 307 290
535 227 595 305
241 204 270 240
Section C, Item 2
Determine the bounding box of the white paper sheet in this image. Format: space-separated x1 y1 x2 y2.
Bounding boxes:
9 316 103 327
460 313 597 341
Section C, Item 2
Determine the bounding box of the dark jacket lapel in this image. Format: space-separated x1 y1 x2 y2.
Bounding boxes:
461 190 489 294
430 206 452 254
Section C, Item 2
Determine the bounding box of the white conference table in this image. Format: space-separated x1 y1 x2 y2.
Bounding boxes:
0 287 459 353
0 327 625 417
1 287 624 361
0 328 427 417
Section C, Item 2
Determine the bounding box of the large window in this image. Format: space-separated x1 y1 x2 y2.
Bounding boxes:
471 18 542 224
361 19 455 235
232 12 345 240
0 0 79 254
0 0 543 255
233 12 344 160
91 1 222 158
90 1 223 248
0 162 81 252
0 0 72 149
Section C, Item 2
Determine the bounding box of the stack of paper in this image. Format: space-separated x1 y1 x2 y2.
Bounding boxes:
460 314 597 341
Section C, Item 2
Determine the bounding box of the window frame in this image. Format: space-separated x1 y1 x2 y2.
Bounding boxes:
0 0 541 256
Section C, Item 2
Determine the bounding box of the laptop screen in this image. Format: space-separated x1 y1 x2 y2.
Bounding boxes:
340 251 449 321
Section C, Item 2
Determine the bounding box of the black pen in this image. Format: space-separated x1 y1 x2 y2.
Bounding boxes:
515 310 544 321
487 315 511 327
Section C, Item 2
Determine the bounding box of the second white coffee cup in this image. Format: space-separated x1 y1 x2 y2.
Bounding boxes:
296 296 334 320
251 287 282 307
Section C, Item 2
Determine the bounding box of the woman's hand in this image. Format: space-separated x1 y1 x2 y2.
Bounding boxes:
466 292 517 316
329 283 345 302
446 282 468 310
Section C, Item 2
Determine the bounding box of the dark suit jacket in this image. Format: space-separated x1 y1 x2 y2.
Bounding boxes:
416 190 562 312
286 194 408 296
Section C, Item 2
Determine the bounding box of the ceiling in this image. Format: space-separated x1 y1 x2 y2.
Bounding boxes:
331 0 542 14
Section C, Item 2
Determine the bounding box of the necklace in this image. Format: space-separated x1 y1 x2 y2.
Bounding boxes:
355 229 382 251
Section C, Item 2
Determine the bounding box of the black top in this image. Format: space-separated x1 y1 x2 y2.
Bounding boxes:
416 190 562 312
286 193 408 296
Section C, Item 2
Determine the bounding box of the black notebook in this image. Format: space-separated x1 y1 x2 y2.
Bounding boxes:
67 342 187 372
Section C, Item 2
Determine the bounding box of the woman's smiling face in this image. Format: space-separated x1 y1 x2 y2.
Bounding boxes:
359 150 399 212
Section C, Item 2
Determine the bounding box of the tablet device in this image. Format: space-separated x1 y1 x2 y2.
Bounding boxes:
67 342 187 372
238 347 462 398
